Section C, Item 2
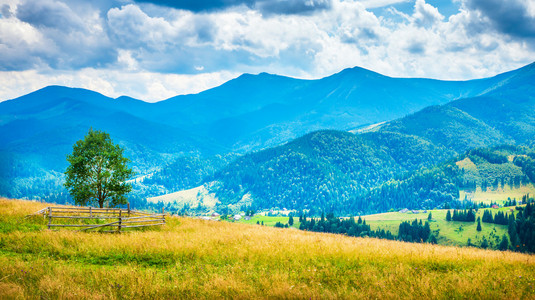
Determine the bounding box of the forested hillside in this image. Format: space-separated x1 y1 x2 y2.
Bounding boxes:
364 145 534 213
209 130 452 214
209 88 535 214
1 62 534 208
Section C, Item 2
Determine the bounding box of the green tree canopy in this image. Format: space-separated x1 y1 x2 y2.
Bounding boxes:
64 129 134 208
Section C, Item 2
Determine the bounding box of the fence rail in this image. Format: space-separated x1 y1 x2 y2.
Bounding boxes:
32 204 165 233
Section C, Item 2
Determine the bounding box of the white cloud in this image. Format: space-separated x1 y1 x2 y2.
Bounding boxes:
0 68 238 102
107 4 181 50
117 49 139 71
0 0 534 102
358 0 410 9
413 0 444 27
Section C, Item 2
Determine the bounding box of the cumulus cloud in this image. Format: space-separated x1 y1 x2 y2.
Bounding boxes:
133 0 255 12
257 0 331 16
16 0 84 31
413 0 443 27
134 0 332 15
0 0 116 71
0 0 534 102
0 16 46 70
358 0 409 9
107 4 179 50
465 0 535 39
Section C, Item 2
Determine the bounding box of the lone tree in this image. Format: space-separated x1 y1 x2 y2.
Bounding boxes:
64 129 134 208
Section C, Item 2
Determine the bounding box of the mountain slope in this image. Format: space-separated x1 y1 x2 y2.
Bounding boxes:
150 65 531 151
208 85 535 214
1 62 534 202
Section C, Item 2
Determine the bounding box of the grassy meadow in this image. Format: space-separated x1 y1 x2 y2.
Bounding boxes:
238 215 293 227
237 208 512 248
364 209 510 247
1 198 535 299
459 184 535 204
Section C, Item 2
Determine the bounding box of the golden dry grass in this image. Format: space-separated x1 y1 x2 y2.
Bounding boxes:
1 198 535 299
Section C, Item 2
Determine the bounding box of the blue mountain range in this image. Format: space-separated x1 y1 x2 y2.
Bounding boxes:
1 62 534 203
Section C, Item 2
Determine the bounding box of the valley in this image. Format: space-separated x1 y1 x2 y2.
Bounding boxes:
1 63 535 231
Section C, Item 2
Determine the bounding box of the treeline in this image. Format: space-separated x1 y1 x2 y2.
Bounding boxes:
514 154 535 183
365 165 464 213
468 148 508 164
504 199 518 207
446 209 476 222
293 213 435 244
509 200 535 253
297 213 395 239
478 176 529 192
269 202 535 253
211 130 481 215
398 219 436 243
482 210 510 225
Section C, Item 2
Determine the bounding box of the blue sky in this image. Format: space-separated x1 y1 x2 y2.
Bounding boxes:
0 0 534 101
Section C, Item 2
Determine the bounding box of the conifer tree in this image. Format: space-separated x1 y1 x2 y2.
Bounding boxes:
498 235 509 251
481 237 489 249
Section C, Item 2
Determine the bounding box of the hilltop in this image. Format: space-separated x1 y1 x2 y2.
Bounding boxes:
1 198 535 299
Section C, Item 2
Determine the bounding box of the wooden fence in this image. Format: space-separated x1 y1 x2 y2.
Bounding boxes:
36 205 165 233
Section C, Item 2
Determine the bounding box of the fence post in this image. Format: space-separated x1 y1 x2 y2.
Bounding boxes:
162 207 166 224
48 207 52 230
118 209 122 233
89 206 92 218
127 203 130 217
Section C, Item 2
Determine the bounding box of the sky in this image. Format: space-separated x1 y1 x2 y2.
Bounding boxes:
0 0 534 102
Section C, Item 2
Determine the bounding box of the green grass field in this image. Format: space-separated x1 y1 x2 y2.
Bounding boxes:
237 215 298 227
1 198 535 299
237 208 515 249
455 156 535 204
459 184 535 204
364 209 510 247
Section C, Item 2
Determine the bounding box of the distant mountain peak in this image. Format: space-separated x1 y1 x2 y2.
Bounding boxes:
329 65 386 80
3 85 108 105
234 71 292 81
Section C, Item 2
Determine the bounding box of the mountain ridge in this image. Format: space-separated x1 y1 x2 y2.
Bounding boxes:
1 62 535 205
206 80 535 213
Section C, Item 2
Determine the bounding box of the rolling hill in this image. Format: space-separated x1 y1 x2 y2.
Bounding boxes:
207 85 535 214
1 62 534 204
